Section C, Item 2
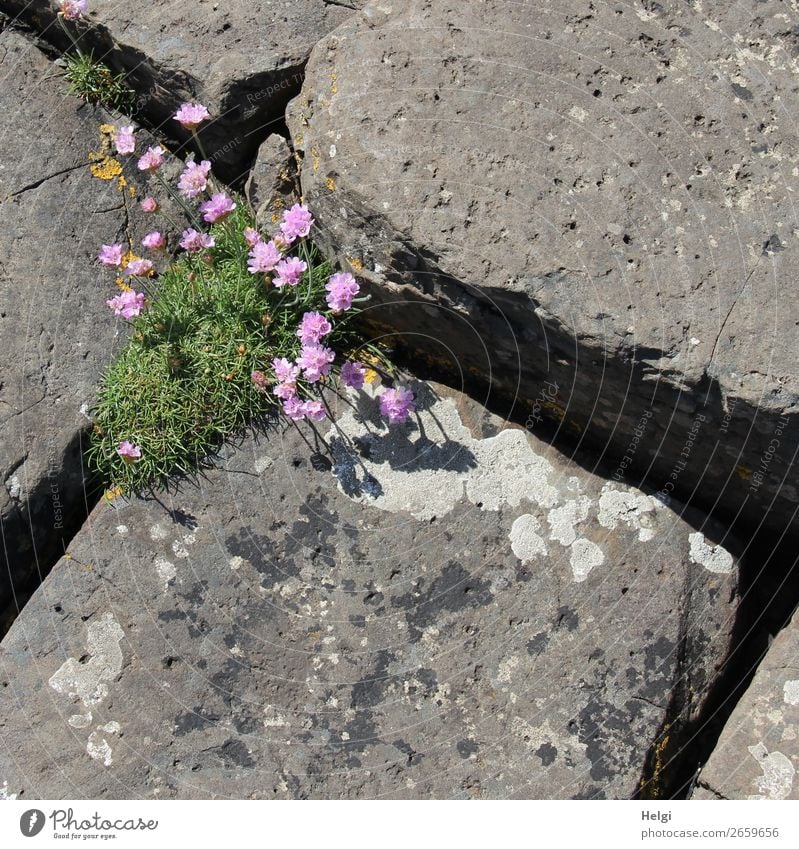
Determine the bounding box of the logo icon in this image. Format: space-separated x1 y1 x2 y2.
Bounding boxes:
20 810 45 837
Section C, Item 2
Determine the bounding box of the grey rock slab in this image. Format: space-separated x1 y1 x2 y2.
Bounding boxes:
0 27 181 626
693 607 799 800
0 0 366 180
0 380 740 798
245 133 299 228
287 0 799 538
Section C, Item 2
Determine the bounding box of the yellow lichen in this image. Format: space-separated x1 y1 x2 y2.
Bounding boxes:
311 146 322 173
104 485 124 502
331 71 338 95
326 176 336 192
735 464 753 480
90 154 123 181
346 256 364 272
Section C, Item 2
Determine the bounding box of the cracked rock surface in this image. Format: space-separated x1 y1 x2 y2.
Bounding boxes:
0 0 366 180
693 607 799 800
0 381 740 798
288 0 799 538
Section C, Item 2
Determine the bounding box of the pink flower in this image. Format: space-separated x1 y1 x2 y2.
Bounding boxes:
272 357 300 384
274 382 298 401
341 361 366 390
106 290 145 319
174 102 211 130
247 240 281 275
200 192 236 223
301 400 327 422
137 146 165 172
140 196 158 213
116 440 142 463
177 159 212 199
141 231 165 251
280 203 314 242
243 227 262 248
325 271 360 312
282 396 306 421
273 256 307 289
97 243 124 268
379 386 416 424
179 228 215 253
115 124 135 155
297 311 332 346
59 0 87 21
296 344 335 383
251 370 270 393
125 258 154 277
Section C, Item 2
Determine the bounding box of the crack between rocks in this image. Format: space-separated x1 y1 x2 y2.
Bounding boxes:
708 261 759 369
323 0 360 9
695 779 729 800
2 162 88 203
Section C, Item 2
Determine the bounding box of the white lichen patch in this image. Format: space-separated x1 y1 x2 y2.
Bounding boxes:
747 742 795 800
688 532 734 574
149 523 167 541
0 780 16 800
229 555 245 571
116 525 128 535
255 455 273 474
68 712 93 729
783 680 799 706
154 557 177 590
570 539 605 583
598 486 659 542
49 612 124 707
548 496 592 546
86 721 121 767
496 654 520 684
509 515 547 563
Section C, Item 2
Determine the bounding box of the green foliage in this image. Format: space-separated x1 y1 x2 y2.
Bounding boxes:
64 51 135 112
87 203 363 494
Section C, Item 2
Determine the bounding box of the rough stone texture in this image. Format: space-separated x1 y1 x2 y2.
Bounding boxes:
0 380 740 799
0 27 180 627
245 133 299 228
287 0 799 538
692 608 799 800
0 0 365 181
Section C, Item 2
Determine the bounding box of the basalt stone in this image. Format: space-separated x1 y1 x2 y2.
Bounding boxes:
0 380 741 798
0 0 366 181
692 608 799 800
287 0 799 539
245 133 299 228
0 28 182 631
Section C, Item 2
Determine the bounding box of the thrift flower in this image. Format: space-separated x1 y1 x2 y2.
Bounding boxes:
59 1 87 21
251 370 270 393
140 196 158 213
174 102 211 130
200 192 236 223
301 400 327 422
280 203 314 242
283 396 306 421
115 125 136 155
272 357 300 384
178 159 212 199
247 240 281 275
179 228 215 253
125 258 154 277
297 311 332 346
274 382 298 401
106 290 145 319
116 440 142 463
341 361 366 390
97 243 124 268
141 231 165 251
325 271 360 312
296 344 335 383
273 256 307 288
243 227 262 248
137 145 165 172
379 386 416 424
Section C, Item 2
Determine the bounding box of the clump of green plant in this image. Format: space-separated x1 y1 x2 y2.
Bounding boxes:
87 107 412 494
63 50 135 112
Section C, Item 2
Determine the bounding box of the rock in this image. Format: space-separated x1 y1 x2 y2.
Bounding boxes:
244 133 299 228
287 0 799 539
0 27 181 628
0 379 741 798
0 0 366 181
693 608 799 800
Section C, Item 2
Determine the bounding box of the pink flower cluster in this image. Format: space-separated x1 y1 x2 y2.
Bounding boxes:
379 386 416 424
178 160 211 198
326 272 360 312
117 440 142 462
59 0 87 21
106 290 145 319
200 192 235 223
174 103 211 131
180 228 215 253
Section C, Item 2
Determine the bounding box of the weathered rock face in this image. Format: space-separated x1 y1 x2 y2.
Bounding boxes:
287 0 799 539
693 608 799 800
0 380 740 798
0 27 181 628
245 133 299 228
0 0 365 181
